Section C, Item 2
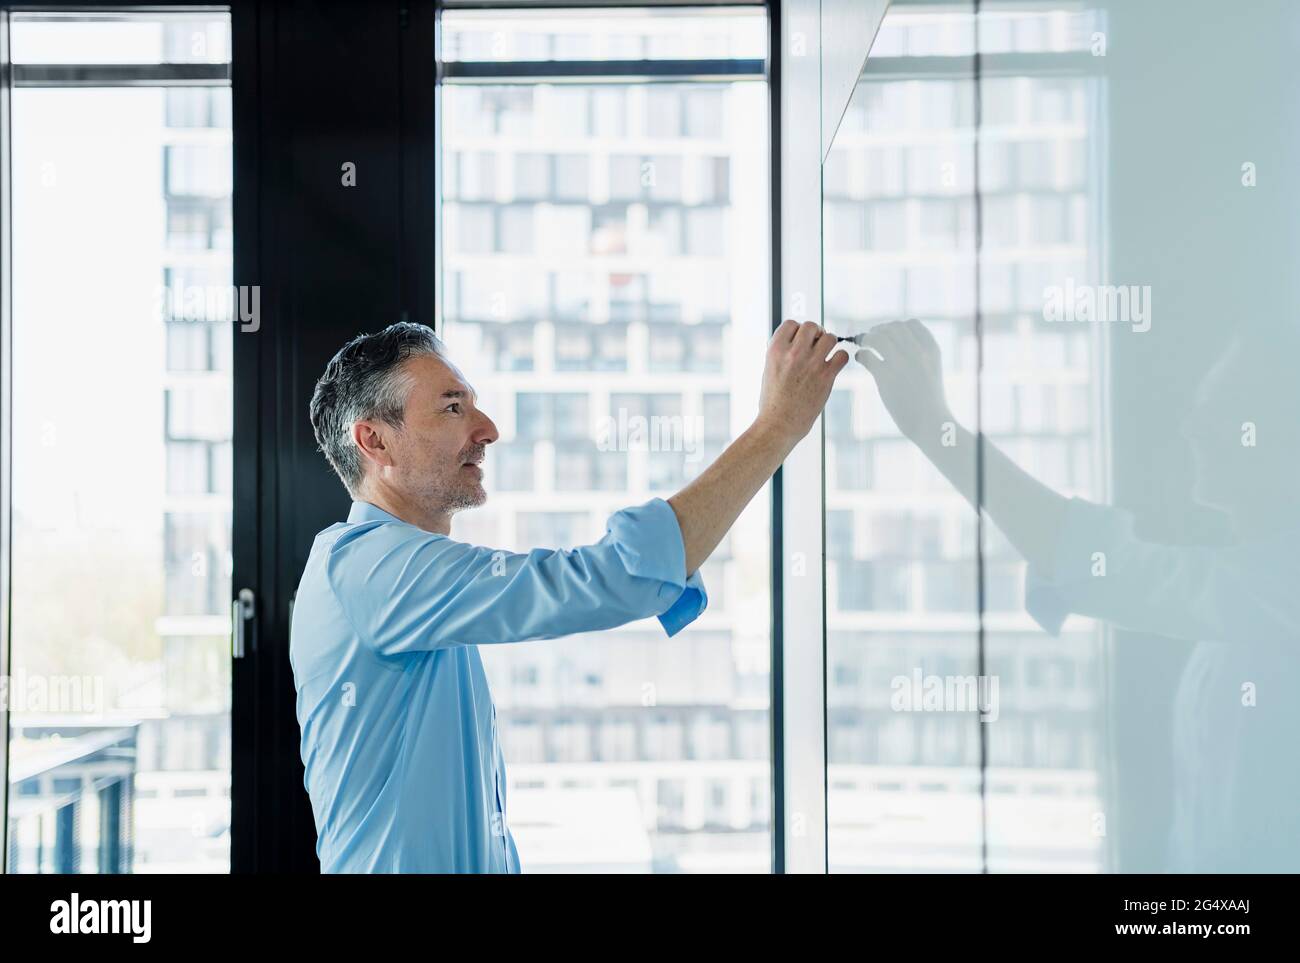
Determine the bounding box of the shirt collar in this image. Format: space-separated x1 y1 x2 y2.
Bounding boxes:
347 500 402 525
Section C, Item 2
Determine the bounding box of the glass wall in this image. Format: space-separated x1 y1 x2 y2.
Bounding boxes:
822 0 1300 873
5 12 233 873
822 3 983 872
439 6 771 873
973 4 1108 873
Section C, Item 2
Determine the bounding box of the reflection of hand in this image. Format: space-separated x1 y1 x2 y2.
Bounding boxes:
855 319 953 445
756 319 851 446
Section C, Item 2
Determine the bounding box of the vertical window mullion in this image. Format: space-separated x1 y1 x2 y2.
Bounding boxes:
777 0 829 875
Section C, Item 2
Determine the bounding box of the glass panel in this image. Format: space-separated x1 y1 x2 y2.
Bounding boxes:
823 2 983 873
440 11 771 873
974 3 1108 874
981 0 1300 874
824 0 1300 874
7 17 233 874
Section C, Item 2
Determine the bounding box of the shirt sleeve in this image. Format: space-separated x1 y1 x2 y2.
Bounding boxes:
1024 496 1299 644
327 497 707 655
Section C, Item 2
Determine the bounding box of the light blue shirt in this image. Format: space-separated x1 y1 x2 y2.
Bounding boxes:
289 496 707 873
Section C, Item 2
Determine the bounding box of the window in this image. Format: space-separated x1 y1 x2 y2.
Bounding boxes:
5 11 233 874
821 2 1107 874
439 5 770 873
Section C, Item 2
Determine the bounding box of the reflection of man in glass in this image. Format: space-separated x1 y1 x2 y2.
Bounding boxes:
856 319 1300 872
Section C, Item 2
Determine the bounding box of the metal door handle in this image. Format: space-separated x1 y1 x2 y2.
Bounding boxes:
232 588 255 659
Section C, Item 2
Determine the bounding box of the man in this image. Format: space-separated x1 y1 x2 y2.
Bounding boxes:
290 319 848 872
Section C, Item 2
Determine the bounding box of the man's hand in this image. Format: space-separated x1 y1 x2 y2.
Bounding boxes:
855 319 953 446
668 319 849 575
756 319 852 446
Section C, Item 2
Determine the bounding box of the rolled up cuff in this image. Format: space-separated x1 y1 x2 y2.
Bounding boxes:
607 497 709 637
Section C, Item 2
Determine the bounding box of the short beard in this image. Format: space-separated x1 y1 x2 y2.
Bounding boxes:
443 480 487 514
438 441 488 515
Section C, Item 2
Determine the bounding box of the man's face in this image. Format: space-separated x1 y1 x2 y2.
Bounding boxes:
374 353 499 516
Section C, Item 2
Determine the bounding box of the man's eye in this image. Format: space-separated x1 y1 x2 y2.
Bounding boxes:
446 403 462 414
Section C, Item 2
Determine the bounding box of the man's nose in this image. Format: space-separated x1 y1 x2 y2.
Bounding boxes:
473 411 499 446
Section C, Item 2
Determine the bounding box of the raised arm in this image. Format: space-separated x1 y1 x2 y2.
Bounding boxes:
669 319 850 574
326 497 711 653
855 319 1069 578
329 319 849 655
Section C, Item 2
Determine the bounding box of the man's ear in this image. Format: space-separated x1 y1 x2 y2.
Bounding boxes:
352 420 395 474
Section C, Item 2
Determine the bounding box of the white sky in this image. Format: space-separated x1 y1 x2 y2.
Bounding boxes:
12 88 171 536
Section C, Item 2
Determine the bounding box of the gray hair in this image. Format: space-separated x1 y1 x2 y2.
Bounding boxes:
309 322 447 496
